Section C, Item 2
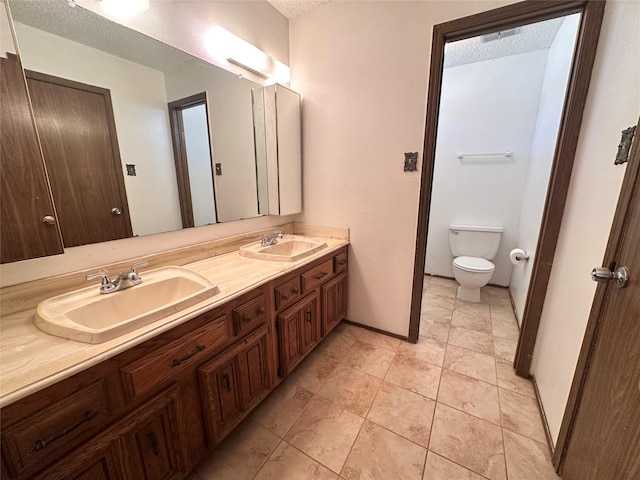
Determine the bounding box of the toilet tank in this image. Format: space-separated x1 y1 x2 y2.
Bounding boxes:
449 225 503 259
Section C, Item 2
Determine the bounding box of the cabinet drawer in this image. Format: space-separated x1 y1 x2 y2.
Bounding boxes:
274 276 301 311
232 294 267 336
1 380 112 479
121 315 230 401
334 251 348 273
301 259 333 293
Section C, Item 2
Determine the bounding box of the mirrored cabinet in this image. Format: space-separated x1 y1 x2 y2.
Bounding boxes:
0 0 302 263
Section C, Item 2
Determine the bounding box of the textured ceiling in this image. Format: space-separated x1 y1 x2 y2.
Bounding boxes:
9 0 194 73
267 0 331 19
444 16 570 68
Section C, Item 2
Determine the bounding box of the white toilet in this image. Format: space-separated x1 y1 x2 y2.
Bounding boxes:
449 225 503 302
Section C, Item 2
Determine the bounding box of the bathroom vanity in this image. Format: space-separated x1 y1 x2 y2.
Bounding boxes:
0 234 348 479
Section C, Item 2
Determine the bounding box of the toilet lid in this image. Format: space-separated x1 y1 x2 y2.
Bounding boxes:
454 256 495 273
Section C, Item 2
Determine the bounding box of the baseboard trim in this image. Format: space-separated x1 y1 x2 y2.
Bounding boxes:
531 374 556 457
342 319 408 342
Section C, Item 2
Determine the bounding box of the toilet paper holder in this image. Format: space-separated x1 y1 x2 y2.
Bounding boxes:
515 253 529 262
510 248 530 263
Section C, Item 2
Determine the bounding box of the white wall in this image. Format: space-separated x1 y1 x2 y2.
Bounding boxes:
510 15 580 323
14 23 183 237
165 60 259 223
0 0 292 287
0 0 15 56
290 0 515 336
530 0 639 445
182 104 217 226
425 50 548 286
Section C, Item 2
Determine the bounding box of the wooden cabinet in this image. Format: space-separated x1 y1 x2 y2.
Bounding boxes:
198 326 271 446
0 248 348 479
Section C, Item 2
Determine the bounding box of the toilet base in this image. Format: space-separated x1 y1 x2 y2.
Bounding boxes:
456 285 481 303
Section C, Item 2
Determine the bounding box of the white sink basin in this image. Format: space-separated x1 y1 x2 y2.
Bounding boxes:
34 266 219 344
239 236 327 262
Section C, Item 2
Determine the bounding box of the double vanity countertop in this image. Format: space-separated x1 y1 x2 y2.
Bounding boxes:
0 235 349 408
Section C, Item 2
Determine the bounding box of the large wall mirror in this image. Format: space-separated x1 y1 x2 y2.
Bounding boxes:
3 0 283 260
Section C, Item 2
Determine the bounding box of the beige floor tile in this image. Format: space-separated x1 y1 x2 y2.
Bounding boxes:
314 330 356 361
437 369 501 425
359 330 402 352
448 326 494 355
492 315 520 340
443 344 497 385
423 451 486 480
454 301 491 319
288 351 338 393
429 404 506 480
251 382 314 437
341 420 426 480
451 310 493 335
427 276 459 289
285 396 364 474
367 382 436 447
455 290 490 305
486 286 511 299
494 337 517 362
317 364 382 416
342 340 395 378
385 354 442 399
504 430 559 480
333 322 366 340
254 442 338 480
398 336 446 367
499 388 547 443
496 359 535 398
419 320 450 344
195 419 280 480
489 294 513 310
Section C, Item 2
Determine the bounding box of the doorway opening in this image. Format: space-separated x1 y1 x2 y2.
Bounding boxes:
408 0 605 457
168 92 218 228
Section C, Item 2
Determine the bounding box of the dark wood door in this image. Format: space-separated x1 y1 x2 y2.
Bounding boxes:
33 440 123 480
26 71 132 247
300 295 319 356
0 54 63 263
562 125 640 479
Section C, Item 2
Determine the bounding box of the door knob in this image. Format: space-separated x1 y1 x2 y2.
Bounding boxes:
591 266 629 288
111 207 122 215
42 215 56 225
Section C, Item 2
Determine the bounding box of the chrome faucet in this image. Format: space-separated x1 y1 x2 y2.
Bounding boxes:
260 230 283 247
86 261 148 294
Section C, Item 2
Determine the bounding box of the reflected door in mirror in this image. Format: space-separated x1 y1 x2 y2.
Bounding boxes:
0 54 63 263
26 71 133 247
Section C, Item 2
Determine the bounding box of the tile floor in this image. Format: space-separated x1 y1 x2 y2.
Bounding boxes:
187 277 559 480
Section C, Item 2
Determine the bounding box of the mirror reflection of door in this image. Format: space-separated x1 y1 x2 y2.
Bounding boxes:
25 70 133 247
168 93 218 228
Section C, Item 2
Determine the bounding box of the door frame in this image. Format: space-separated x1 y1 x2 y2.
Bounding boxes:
408 0 606 378
168 92 218 228
24 69 134 241
553 117 639 471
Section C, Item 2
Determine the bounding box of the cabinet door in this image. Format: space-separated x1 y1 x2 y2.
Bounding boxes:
322 272 348 337
276 293 318 377
198 353 244 446
237 327 271 409
300 295 319 356
32 440 123 480
120 386 185 480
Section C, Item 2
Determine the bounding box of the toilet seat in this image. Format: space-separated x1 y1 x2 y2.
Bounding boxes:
453 256 495 273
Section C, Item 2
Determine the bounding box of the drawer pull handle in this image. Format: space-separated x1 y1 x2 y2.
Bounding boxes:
148 432 160 456
305 310 313 323
222 373 231 392
337 259 347 266
314 272 328 280
292 289 299 294
258 307 266 315
172 345 205 366
243 315 252 322
281 294 289 301
33 410 98 452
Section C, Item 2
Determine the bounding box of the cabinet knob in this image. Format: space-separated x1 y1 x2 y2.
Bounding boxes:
111 207 123 215
42 215 56 225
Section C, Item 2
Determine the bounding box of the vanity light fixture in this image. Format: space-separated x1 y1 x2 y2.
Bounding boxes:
101 0 149 18
205 26 290 84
